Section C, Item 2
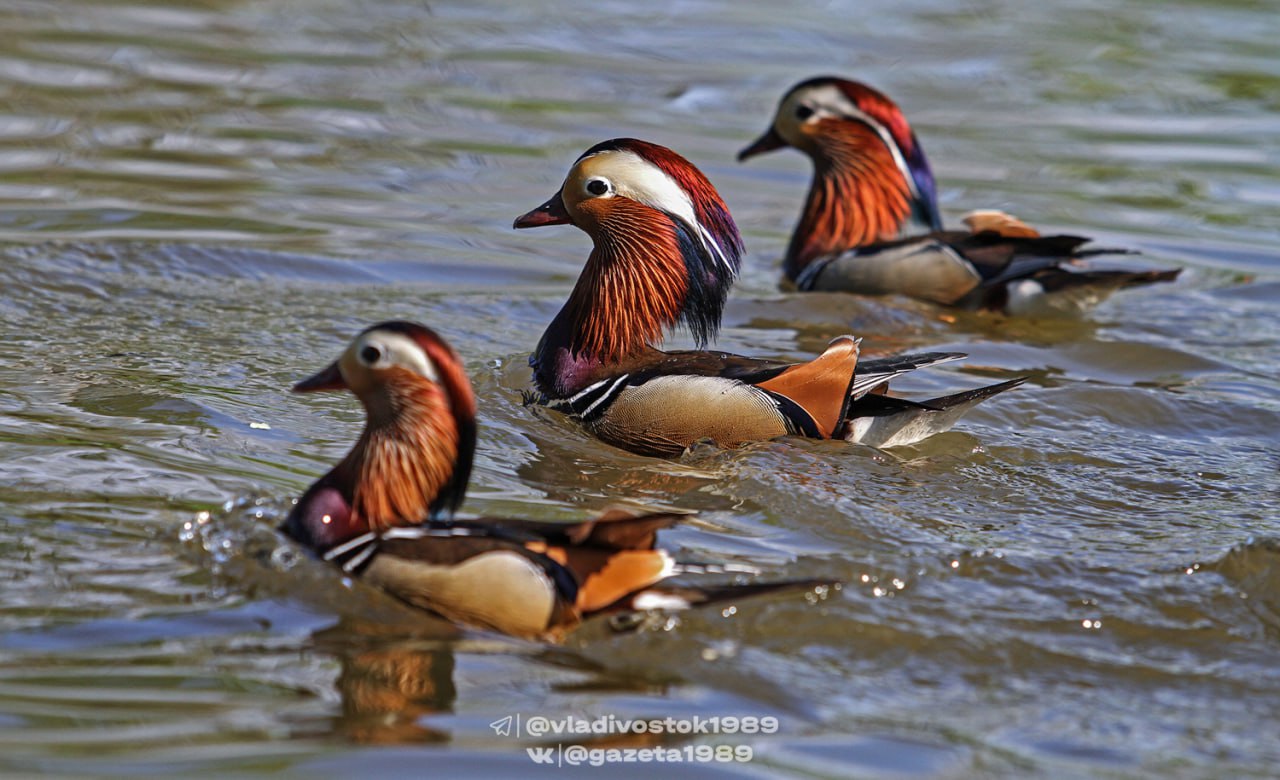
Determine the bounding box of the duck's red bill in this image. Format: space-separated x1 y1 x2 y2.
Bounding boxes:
514 191 571 228
737 127 786 161
292 361 346 392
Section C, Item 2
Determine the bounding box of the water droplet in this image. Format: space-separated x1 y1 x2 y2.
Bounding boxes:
270 546 299 570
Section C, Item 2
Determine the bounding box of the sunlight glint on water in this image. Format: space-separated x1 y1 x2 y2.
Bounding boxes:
0 0 1278 776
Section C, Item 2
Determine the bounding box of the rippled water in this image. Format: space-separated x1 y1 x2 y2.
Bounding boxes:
2 0 1278 776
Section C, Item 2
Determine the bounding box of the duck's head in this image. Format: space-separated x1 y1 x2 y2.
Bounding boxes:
514 138 743 354
738 76 940 233
282 321 477 551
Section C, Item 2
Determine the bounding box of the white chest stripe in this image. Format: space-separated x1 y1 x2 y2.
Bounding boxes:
322 531 377 562
381 525 478 540
322 525 489 573
581 374 631 419
341 543 377 573
568 377 612 404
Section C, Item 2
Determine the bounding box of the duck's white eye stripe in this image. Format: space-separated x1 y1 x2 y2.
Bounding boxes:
357 331 439 382
587 150 732 270
591 150 698 231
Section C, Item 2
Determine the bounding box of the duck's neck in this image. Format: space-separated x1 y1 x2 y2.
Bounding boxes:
535 205 687 397
341 382 461 531
784 130 917 280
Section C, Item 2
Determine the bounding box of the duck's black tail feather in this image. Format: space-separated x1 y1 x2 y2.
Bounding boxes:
841 377 1026 448
1036 266 1181 293
851 351 966 398
605 579 839 631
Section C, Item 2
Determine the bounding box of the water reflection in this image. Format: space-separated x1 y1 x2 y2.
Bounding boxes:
313 621 458 745
1 0 1279 775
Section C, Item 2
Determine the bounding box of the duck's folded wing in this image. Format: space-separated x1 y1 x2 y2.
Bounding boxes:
804 229 1131 306
636 349 791 383
477 508 686 550
951 231 1094 288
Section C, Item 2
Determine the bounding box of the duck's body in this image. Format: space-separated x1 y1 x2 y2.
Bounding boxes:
515 138 1021 457
739 76 1179 310
794 228 1179 312
281 321 820 640
302 506 738 640
533 339 1018 458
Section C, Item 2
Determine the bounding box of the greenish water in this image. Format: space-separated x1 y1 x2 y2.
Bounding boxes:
1 0 1278 776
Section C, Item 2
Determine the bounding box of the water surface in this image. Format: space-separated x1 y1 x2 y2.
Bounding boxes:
2 0 1279 776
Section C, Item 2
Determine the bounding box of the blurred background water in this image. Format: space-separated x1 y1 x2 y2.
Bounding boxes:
1 0 1278 776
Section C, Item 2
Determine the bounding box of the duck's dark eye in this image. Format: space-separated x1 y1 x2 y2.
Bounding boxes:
795 105 815 121
586 179 609 196
359 345 382 364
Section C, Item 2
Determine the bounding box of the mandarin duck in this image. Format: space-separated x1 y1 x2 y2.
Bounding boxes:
280 321 821 641
513 138 1022 458
738 76 1180 311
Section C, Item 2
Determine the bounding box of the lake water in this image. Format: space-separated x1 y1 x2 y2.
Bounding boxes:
1 0 1278 776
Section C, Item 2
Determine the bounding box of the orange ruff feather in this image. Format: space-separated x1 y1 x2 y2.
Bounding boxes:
349 372 460 531
789 118 914 268
562 198 690 362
